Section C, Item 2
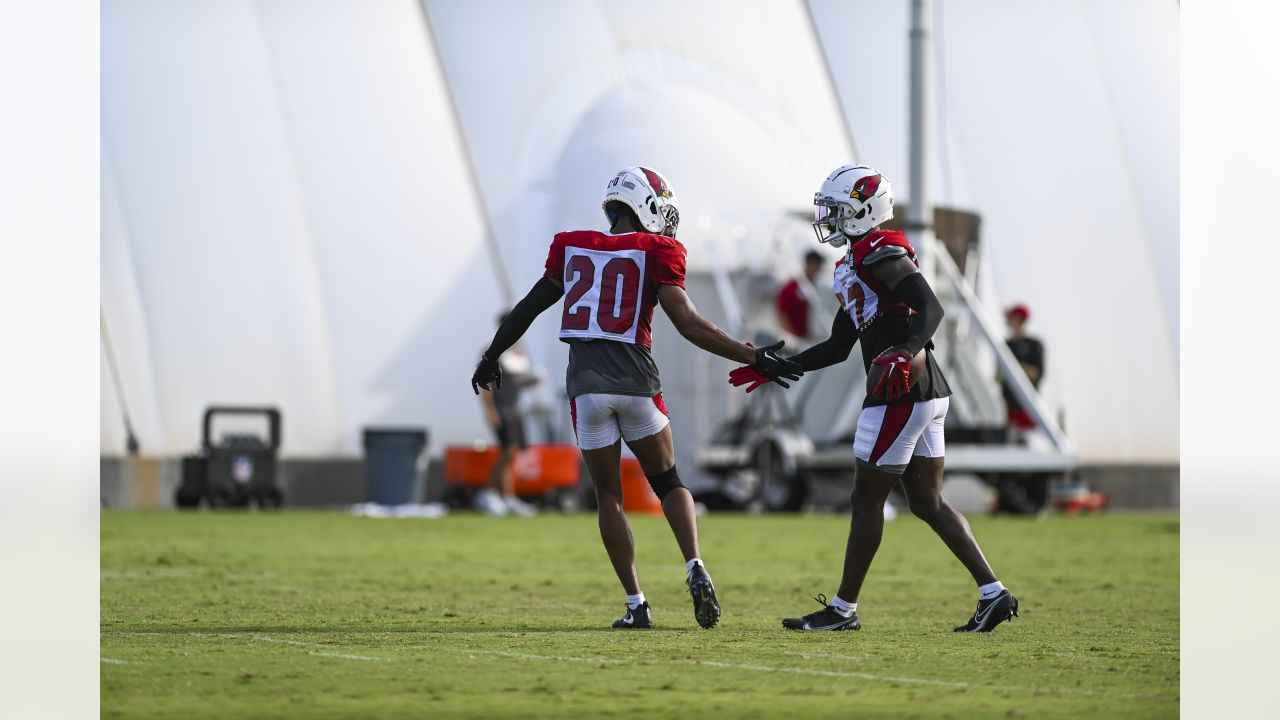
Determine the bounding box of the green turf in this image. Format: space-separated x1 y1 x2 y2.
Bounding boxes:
102 510 1178 718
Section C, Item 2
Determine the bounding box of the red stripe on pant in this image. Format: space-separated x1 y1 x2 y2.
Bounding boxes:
569 398 579 440
652 393 669 417
869 403 914 466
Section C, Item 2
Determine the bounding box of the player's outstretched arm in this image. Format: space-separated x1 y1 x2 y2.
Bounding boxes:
727 308 857 393
787 308 860 372
656 284 803 382
471 277 563 394
656 284 756 364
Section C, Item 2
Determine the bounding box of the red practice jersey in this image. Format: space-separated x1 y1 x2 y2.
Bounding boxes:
832 229 919 331
544 230 687 349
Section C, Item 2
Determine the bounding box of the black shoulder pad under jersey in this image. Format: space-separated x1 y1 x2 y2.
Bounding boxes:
862 244 908 266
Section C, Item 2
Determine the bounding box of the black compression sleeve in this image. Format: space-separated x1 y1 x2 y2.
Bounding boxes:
484 277 564 359
789 309 860 371
892 272 944 356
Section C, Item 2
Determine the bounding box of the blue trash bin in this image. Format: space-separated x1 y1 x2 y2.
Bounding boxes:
362 428 428 505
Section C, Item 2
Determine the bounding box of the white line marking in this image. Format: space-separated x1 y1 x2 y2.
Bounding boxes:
785 651 871 661
472 650 621 665
250 635 324 647
307 651 383 662
100 658 132 665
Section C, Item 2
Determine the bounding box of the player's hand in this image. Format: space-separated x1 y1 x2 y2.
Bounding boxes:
871 346 912 401
752 340 804 386
728 341 803 392
471 354 501 394
728 365 773 393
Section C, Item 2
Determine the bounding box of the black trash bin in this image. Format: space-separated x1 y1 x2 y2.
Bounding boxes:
363 428 429 505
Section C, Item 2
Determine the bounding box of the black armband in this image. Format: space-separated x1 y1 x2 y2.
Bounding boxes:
484 277 563 359
892 272 944 357
790 308 860 371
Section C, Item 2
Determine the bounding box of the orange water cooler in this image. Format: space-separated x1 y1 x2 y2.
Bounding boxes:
443 444 582 509
620 457 664 515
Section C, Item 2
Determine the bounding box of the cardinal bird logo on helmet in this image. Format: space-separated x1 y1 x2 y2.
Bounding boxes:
850 174 882 201
641 167 673 199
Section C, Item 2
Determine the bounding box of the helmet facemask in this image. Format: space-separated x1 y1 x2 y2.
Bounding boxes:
813 196 854 248
656 202 680 237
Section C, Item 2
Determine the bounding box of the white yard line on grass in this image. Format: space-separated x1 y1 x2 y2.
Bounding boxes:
307 651 383 662
469 650 623 665
252 635 386 661
784 651 871 661
249 635 325 647
100 658 133 665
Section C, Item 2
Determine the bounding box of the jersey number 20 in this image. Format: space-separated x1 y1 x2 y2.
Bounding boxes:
562 255 641 334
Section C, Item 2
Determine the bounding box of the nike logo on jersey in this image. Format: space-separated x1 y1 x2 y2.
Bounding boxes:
869 238 882 247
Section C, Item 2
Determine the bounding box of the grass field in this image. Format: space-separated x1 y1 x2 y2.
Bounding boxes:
101 510 1178 718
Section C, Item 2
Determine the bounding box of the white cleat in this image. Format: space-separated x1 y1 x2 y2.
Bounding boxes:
504 496 538 517
473 489 509 516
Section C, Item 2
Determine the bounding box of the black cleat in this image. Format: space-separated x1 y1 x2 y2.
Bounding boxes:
953 589 1020 632
782 594 861 632
687 564 721 629
612 601 653 629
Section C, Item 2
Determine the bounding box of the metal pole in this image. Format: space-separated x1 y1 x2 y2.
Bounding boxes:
101 308 140 455
908 0 932 275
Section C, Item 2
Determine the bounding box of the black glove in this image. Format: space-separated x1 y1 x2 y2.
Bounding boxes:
750 340 804 388
471 354 501 395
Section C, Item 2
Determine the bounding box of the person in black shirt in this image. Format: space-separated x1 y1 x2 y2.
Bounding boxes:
1002 304 1044 431
994 303 1052 514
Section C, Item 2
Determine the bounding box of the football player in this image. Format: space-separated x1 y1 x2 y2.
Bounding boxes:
731 164 1019 633
472 167 802 629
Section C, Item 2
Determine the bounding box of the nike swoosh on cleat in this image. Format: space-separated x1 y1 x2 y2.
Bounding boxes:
973 599 1000 626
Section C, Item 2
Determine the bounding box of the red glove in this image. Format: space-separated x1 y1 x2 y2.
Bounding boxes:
729 365 772 393
871 347 913 401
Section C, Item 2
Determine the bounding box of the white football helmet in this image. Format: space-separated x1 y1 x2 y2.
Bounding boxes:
812 164 894 247
602 166 680 236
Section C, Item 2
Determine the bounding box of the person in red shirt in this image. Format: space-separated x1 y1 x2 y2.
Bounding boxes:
776 251 825 339
471 167 801 630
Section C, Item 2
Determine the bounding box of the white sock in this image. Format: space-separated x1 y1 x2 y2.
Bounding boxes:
685 558 704 577
830 595 857 617
626 592 646 610
979 581 1005 600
